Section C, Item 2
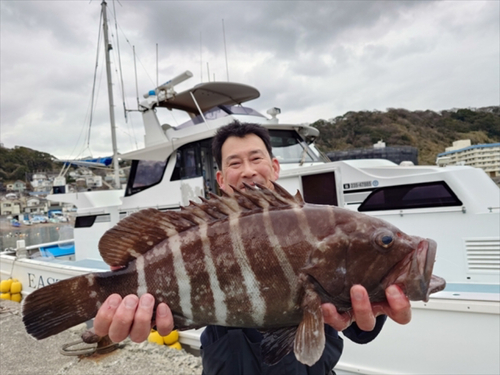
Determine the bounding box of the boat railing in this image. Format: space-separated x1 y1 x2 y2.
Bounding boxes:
25 239 74 251
1 239 76 259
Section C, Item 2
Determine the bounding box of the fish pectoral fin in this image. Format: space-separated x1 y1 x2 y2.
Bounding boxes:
260 326 298 365
294 288 326 366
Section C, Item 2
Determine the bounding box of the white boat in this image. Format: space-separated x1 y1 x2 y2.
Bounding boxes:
328 159 500 374
1 2 498 374
337 159 499 286
0 0 340 345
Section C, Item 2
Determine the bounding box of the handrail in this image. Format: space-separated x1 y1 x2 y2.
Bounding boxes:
189 91 209 128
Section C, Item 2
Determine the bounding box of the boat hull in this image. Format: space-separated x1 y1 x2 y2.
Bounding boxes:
0 254 108 296
336 287 500 375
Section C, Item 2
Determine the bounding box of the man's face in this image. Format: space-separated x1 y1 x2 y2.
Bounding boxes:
216 134 280 194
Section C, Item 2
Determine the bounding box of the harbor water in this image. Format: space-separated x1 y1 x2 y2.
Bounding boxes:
0 217 74 250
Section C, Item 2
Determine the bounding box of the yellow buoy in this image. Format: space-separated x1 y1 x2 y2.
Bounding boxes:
10 280 22 294
168 342 182 350
0 279 12 293
10 293 22 303
163 330 179 345
1 292 11 300
148 330 164 345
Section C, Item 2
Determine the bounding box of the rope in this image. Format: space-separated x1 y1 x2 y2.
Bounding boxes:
60 338 119 356
60 339 98 356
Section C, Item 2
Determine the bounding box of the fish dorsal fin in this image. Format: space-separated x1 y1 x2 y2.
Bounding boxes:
98 208 203 266
98 182 301 266
234 182 304 208
294 189 304 204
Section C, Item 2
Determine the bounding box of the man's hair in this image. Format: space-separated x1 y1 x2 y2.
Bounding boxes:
212 122 273 169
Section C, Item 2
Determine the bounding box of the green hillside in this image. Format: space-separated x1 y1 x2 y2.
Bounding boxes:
0 146 58 182
1 107 499 184
311 107 500 165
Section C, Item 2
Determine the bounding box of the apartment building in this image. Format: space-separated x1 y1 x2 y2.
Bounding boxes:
436 140 500 177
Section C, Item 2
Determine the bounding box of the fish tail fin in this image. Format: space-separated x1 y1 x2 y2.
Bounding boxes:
22 273 103 340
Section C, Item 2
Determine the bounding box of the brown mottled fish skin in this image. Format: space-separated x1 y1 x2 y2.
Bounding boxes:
22 182 445 366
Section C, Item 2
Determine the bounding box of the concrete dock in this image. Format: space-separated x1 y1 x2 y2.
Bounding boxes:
0 299 202 375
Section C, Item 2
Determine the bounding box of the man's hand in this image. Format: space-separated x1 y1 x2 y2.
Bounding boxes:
322 284 411 332
94 293 174 343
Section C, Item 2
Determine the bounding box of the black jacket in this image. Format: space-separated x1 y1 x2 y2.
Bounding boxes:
200 316 386 375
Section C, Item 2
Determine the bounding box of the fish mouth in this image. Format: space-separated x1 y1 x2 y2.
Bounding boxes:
239 181 260 190
386 239 446 302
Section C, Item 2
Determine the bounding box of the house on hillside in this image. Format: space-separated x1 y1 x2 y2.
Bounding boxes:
31 173 52 193
6 180 27 193
0 196 22 216
25 197 49 214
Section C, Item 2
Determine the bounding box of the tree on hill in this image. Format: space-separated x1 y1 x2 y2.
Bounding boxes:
312 107 500 165
0 146 59 182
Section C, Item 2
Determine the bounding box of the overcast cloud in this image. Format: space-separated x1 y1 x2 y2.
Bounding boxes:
1 0 498 159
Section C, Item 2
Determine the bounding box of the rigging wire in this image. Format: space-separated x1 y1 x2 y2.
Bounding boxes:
87 7 104 150
107 7 179 132
108 16 139 150
112 0 127 123
106 6 156 88
58 7 104 178
106 4 154 150
90 57 105 149
95 2 189 154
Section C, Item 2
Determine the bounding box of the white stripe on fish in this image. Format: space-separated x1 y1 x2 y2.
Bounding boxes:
294 207 318 247
263 207 297 308
169 234 193 320
136 255 148 296
229 212 266 326
199 222 228 325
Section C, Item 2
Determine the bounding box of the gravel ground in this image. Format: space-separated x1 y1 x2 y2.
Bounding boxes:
0 299 202 375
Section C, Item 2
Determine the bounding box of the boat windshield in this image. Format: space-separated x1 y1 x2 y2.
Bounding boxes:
269 130 320 164
125 159 168 196
176 105 265 129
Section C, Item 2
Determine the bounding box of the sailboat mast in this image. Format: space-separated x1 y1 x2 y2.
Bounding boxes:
101 0 121 189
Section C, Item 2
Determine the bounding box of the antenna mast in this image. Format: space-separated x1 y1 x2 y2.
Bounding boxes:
101 0 121 189
200 32 203 82
222 19 229 82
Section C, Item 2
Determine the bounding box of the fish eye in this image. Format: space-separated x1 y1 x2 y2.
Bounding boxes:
382 235 393 245
376 233 394 249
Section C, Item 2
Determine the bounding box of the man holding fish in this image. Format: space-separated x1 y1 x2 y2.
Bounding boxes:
93 122 412 374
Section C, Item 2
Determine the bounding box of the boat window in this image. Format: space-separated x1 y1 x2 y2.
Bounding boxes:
75 215 97 228
75 214 111 228
358 181 463 211
221 105 266 117
176 105 265 129
171 139 218 197
269 130 320 164
125 159 168 196
302 172 338 206
171 144 202 180
52 186 66 194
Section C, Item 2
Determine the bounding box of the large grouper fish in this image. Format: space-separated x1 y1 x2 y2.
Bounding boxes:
22 182 445 366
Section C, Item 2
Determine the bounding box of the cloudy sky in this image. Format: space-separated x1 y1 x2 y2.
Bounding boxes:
1 0 498 159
